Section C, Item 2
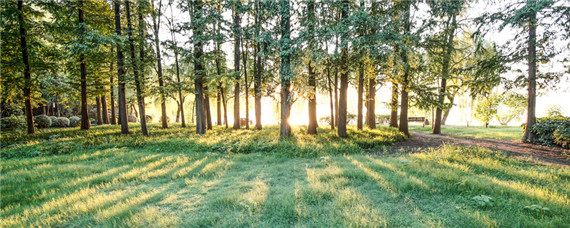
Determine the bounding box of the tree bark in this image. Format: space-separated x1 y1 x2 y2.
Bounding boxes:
367 77 376 129
307 0 317 134
242 42 249 130
357 63 364 130
398 1 411 137
220 85 228 128
279 0 292 137
334 67 339 127
101 88 109 124
337 0 349 138
79 0 90 130
327 67 335 129
126 0 148 136
390 82 398 128
216 88 222 126
109 49 117 125
96 96 103 125
254 1 262 130
205 86 212 130
152 0 167 128
522 0 537 143
191 0 205 134
233 8 241 130
114 0 128 134
17 1 35 134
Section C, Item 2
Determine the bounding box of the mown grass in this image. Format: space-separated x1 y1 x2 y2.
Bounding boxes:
1 125 569 227
410 125 523 140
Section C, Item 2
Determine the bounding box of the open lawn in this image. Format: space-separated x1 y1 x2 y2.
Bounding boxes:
1 125 569 227
410 125 523 141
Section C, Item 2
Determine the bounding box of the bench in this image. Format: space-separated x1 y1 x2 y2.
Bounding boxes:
408 117 427 127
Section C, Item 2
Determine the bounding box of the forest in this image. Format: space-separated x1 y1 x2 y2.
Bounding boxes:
1 0 570 227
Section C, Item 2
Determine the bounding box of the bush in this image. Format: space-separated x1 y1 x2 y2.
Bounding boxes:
531 116 570 147
69 116 81 127
146 115 153 123
34 115 52 128
128 115 138 123
89 118 97 125
53 117 70 127
49 116 58 127
0 115 27 131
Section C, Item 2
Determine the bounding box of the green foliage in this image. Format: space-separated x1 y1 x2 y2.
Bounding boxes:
472 195 494 207
496 92 526 125
545 104 564 118
34 115 51 129
473 94 500 126
69 116 81 127
49 116 57 126
52 117 70 128
0 115 27 131
531 116 570 147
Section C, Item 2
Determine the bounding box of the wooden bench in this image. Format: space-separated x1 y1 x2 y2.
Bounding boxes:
408 117 426 127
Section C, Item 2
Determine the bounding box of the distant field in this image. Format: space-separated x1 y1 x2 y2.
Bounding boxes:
1 125 568 227
409 125 523 141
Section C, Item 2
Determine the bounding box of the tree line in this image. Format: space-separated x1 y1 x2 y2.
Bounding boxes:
1 0 568 141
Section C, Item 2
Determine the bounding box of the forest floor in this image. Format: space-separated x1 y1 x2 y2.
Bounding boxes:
382 131 570 167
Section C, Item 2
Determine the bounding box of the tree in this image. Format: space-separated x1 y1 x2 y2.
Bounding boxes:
16 1 35 134
151 0 168 128
397 1 412 137
191 0 206 134
78 0 90 130
304 0 318 134
279 0 292 137
496 92 526 125
233 2 241 130
337 0 350 138
114 0 129 134
474 93 500 128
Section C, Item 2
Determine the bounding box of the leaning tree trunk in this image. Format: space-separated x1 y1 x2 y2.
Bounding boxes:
356 63 364 130
126 0 147 136
390 82 398 128
367 76 376 129
522 0 537 143
17 1 35 134
114 0 128 134
279 0 292 137
233 8 241 130
78 0 90 130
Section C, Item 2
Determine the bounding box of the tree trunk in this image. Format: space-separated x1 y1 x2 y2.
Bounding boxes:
205 86 212 130
126 0 148 136
279 0 292 137
307 60 317 134
101 88 109 124
233 8 241 130
337 0 349 138
17 1 35 134
96 96 103 125
442 95 454 125
217 87 222 126
398 2 411 137
254 2 262 130
109 50 117 125
175 101 180 122
390 82 398 128
434 14 457 135
334 67 339 127
522 0 537 143
220 85 228 129
356 63 364 130
367 77 376 129
78 0 90 130
152 0 167 128
191 0 206 134
327 67 335 129
242 42 250 130
114 0 128 134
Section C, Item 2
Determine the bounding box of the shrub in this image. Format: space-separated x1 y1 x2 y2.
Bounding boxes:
89 118 97 125
146 115 153 123
128 115 138 123
0 115 27 130
69 116 81 127
49 116 58 126
34 115 52 128
53 117 70 127
553 124 570 149
531 116 570 147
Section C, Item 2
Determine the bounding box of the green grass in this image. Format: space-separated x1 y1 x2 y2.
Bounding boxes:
2 125 569 227
410 124 523 140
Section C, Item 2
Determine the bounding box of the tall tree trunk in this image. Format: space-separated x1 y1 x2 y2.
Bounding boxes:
220 85 228 129
327 67 335 129
434 14 457 134
254 1 262 130
96 96 103 125
279 0 292 137
17 1 35 134
152 0 167 128
398 2 411 137
215 20 224 127
205 86 212 130
126 0 148 135
367 77 376 129
389 82 398 128
101 88 109 124
522 0 537 143
441 95 454 125
114 0 128 134
338 0 349 138
356 63 364 130
307 0 317 134
78 0 90 130
191 0 205 134
175 101 180 122
109 49 117 125
216 88 222 126
334 67 339 127
233 8 241 130
242 42 249 130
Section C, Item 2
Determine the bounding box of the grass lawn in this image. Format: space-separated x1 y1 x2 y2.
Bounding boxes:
409 124 523 141
1 125 568 227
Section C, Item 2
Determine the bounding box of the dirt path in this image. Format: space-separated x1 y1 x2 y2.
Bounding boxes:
382 131 570 167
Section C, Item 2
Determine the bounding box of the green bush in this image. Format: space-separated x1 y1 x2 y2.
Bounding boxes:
53 117 70 127
553 123 570 149
530 116 570 147
0 115 27 131
69 116 81 127
49 116 58 127
34 115 52 128
128 115 138 123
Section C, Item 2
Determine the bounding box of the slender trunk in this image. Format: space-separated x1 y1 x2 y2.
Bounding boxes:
522 0 537 142
114 0 128 134
367 77 376 129
174 41 185 128
221 86 228 129
233 8 241 130
126 1 147 135
334 67 339 127
101 88 109 124
79 0 90 130
307 60 317 134
389 82 398 128
254 2 262 130
110 50 117 125
215 20 223 127
17 1 35 134
327 67 335 129
152 0 167 128
191 0 205 134
356 63 364 130
279 0 292 137
338 0 349 138
216 88 222 125
205 86 212 130
434 14 457 134
398 2 411 137
442 95 454 125
96 96 103 125
176 101 180 122
242 42 249 129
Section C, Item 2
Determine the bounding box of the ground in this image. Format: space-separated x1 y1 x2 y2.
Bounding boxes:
1 124 569 227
